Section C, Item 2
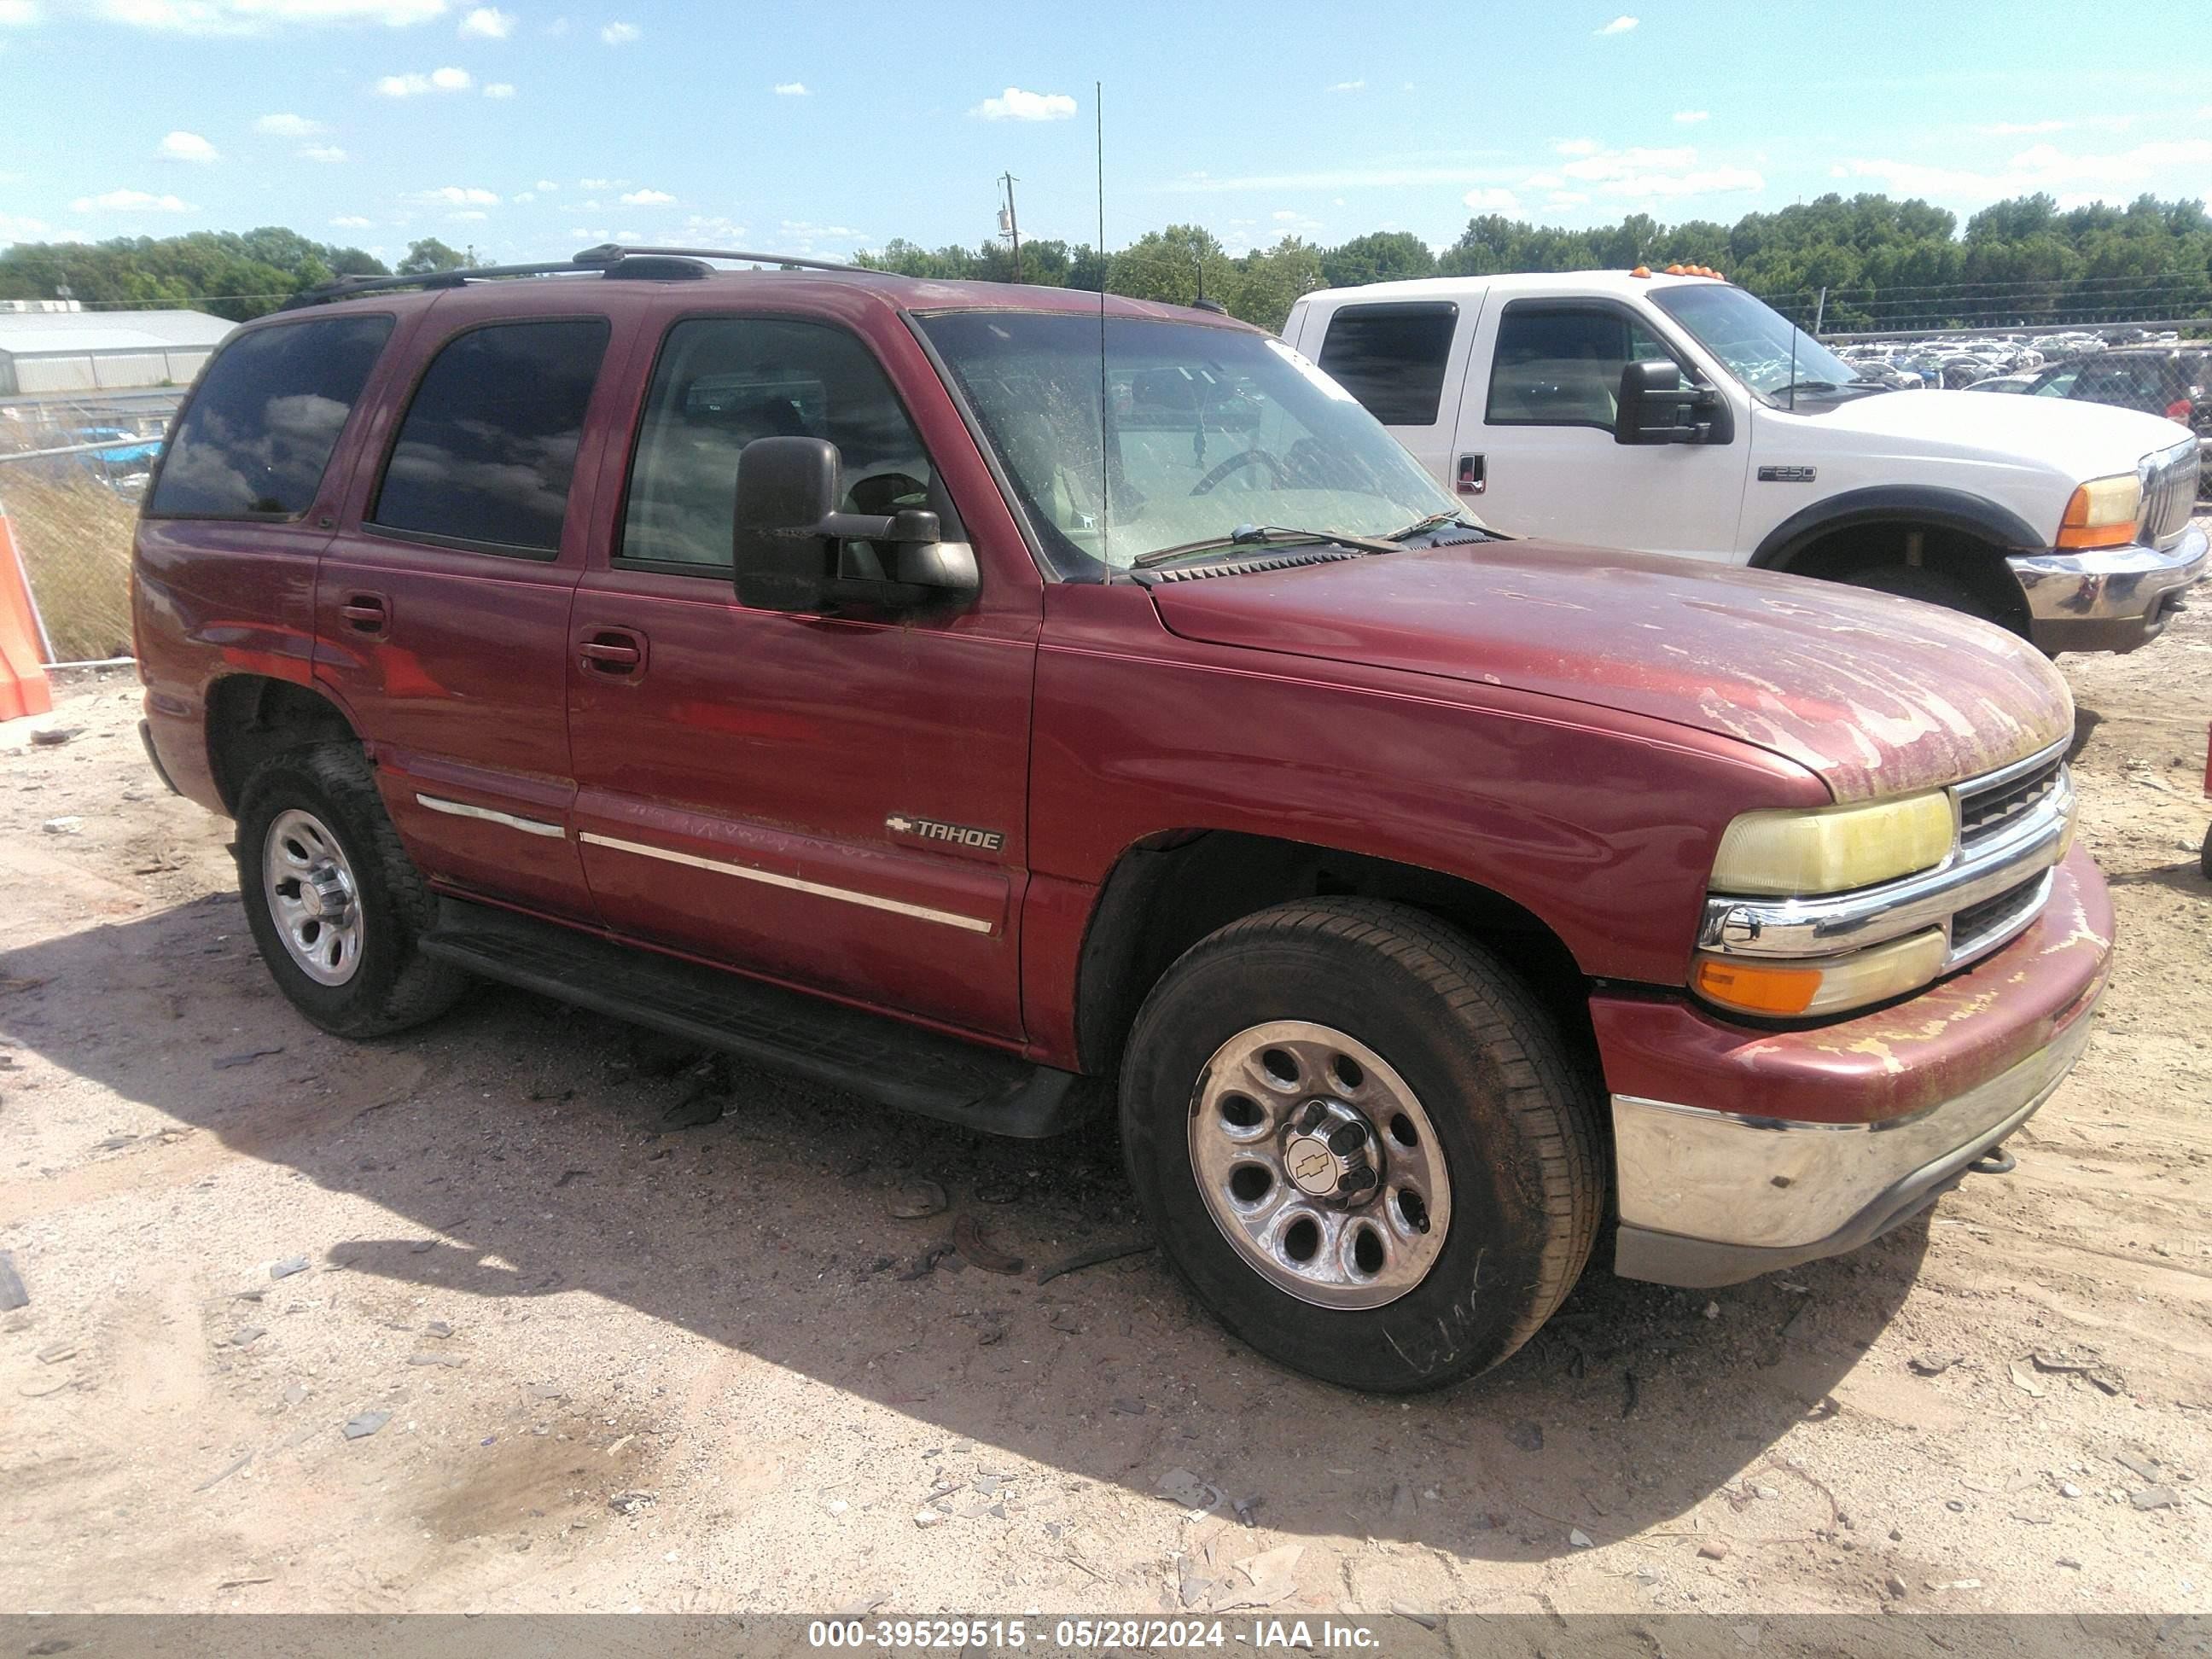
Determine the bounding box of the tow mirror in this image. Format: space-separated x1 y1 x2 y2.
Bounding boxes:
731 436 977 614
1615 358 1711 445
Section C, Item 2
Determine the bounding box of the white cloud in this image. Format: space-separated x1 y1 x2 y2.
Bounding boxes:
619 187 673 205
513 189 533 202
483 79 514 96
71 187 193 212
1326 78 1364 93
300 143 347 162
1552 137 1601 156
1463 187 1521 212
1673 109 1708 125
0 2 39 24
0 212 53 238
255 111 323 136
92 0 448 31
534 178 556 191
330 214 373 227
157 129 218 163
458 3 510 35
1522 172 1564 188
375 65 473 94
772 80 808 96
1555 143 1762 198
599 19 636 44
1595 14 1638 33
415 184 498 204
1840 137 2212 207
969 85 1075 121
578 176 619 189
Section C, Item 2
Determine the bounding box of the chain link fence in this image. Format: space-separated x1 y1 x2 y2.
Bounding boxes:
0 391 177 663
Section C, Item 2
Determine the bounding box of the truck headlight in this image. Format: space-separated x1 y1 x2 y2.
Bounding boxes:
2057 473 2142 550
1693 929 1948 1018
1710 791 1955 897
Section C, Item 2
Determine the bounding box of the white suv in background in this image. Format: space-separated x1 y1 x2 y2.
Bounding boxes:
1283 271 2205 654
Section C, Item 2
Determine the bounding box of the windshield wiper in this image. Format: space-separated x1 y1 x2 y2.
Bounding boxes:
1383 509 1484 541
1130 523 1403 570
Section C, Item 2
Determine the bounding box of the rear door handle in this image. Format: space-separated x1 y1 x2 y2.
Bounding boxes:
1455 453 1486 496
578 627 647 676
339 593 390 634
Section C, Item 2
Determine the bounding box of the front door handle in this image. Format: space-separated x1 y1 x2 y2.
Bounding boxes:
1455 453 1487 496
578 627 647 676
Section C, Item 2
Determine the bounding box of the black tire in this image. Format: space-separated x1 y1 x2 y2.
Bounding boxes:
235 742 468 1039
1848 564 2004 626
1119 899 1604 1394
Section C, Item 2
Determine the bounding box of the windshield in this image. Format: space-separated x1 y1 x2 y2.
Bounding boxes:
915 312 1461 574
1649 283 1863 403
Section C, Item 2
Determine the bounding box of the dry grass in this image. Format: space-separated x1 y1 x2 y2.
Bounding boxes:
1 474 137 662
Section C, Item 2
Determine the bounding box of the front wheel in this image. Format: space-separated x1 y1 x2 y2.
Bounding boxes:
1120 900 1603 1393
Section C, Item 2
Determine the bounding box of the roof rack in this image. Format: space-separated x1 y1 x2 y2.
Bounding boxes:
282 243 869 310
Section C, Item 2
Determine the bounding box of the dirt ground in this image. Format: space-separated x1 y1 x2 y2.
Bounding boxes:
1 557 2207 1621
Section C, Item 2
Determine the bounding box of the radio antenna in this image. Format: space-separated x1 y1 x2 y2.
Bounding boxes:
1096 79 1109 563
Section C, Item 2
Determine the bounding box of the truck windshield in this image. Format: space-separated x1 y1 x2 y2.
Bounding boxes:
1650 283 1866 405
915 311 1463 576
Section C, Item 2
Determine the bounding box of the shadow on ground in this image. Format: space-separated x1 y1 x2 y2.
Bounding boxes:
1 890 1927 1563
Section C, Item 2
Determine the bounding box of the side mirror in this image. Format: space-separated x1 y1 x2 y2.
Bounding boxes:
1615 359 1708 445
731 436 977 613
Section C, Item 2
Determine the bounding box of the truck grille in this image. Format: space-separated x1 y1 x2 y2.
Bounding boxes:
1957 753 2065 846
2139 438 2201 548
1949 871 2052 960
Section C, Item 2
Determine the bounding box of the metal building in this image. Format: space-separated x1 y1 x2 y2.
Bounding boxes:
0 306 235 396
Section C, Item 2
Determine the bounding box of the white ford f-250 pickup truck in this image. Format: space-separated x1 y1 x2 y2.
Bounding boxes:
1283 269 2205 653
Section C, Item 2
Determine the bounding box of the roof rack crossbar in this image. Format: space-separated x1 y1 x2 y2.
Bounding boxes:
572 243 867 273
282 244 870 309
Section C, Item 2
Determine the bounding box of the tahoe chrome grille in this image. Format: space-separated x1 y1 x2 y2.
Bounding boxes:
1958 750 2065 846
2139 438 2201 549
1699 738 2074 976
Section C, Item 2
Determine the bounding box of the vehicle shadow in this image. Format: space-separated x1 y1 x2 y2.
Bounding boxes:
1 891 1927 1566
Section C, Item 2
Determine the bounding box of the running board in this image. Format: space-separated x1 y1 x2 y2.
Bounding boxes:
419 898 1094 1138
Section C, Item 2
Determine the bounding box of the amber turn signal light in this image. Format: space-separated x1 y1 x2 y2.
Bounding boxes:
1692 957 1820 1016
2055 474 2141 550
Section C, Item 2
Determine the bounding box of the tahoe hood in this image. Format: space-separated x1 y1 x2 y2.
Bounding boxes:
1146 540 2073 802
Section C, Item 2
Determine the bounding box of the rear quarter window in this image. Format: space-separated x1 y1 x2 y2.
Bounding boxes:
145 314 393 519
1315 303 1458 427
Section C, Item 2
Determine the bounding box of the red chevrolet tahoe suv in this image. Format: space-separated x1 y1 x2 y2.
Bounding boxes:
132 246 2113 1392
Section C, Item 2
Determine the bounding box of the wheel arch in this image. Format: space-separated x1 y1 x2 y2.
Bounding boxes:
205 672 363 815
1071 830 1596 1080
1750 486 2044 634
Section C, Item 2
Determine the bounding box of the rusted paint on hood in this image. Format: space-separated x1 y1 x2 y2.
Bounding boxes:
1148 540 2072 801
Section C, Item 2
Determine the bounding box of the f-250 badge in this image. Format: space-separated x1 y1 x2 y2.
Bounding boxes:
887 813 1005 853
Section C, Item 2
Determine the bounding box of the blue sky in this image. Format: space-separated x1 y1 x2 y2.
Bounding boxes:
1 0 2207 270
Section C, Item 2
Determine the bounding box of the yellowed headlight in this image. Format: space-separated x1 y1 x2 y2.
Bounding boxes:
1694 928 1948 1019
1711 791 1955 897
2057 473 2142 550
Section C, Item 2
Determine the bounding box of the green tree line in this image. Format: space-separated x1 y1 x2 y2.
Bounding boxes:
0 231 480 320
3 193 2205 335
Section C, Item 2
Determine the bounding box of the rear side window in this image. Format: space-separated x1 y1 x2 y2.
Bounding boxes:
371 317 610 555
147 315 393 519
1316 303 1457 426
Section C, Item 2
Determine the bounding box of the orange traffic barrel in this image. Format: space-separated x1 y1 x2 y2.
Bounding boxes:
0 495 55 723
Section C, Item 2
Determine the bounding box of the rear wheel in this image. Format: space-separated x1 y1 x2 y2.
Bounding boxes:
1120 899 1603 1393
236 742 467 1038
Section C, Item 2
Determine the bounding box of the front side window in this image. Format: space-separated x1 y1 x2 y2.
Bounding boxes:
916 311 1458 575
1316 303 1457 426
1487 306 1673 428
620 317 945 570
370 317 610 555
147 314 393 519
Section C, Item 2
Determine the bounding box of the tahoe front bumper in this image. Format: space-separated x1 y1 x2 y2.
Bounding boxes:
1596 848 2112 1289
2008 521 2207 655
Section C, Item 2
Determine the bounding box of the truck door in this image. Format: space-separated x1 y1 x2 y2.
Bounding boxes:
562 306 1037 1043
1308 299 1482 487
313 296 630 921
1455 298 1750 559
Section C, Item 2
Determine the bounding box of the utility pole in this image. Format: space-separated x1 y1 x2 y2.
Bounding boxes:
998 172 1022 283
